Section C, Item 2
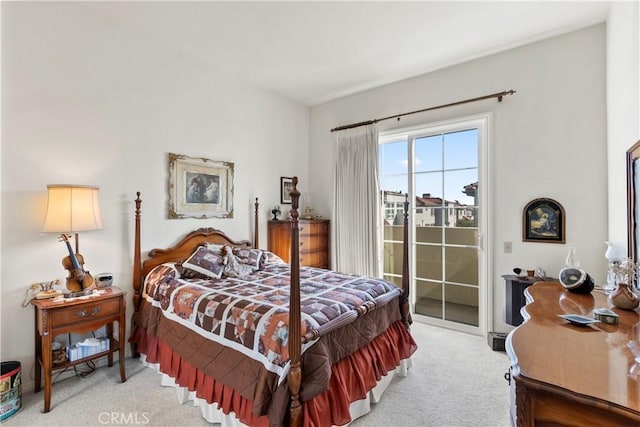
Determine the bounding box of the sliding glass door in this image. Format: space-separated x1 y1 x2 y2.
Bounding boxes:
380 115 489 334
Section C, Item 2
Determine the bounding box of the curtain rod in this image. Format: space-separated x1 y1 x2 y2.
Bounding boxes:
330 89 516 132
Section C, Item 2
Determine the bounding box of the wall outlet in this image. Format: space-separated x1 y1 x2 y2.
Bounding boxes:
504 241 513 253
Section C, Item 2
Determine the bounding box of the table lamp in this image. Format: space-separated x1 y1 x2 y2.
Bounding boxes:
42 185 103 296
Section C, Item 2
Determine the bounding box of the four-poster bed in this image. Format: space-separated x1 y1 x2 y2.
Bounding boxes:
129 177 416 426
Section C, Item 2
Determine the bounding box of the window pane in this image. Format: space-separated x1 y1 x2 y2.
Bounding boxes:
443 169 477 205
416 220 442 243
444 284 478 326
415 171 442 201
415 279 442 319
415 135 442 172
382 193 406 227
379 140 408 175
415 207 448 228
445 227 477 245
383 241 404 276
443 129 478 170
381 175 408 195
416 244 441 280
444 246 478 285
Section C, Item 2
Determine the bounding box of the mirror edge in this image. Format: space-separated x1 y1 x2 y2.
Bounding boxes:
626 139 640 266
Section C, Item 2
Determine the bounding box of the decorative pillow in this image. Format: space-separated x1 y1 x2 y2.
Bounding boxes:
263 250 286 266
182 246 225 279
232 247 265 270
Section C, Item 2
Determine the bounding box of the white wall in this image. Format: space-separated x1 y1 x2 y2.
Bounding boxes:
0 2 309 378
607 1 640 244
310 24 609 333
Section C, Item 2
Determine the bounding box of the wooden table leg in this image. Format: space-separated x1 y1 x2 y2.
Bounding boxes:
41 333 52 412
33 309 42 393
106 322 114 367
119 300 127 382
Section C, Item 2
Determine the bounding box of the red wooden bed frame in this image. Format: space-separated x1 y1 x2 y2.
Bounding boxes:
130 177 411 426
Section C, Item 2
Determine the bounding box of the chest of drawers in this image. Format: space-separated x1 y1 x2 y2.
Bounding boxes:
268 219 330 269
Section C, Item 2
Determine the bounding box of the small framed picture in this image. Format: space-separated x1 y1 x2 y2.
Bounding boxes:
522 198 565 243
280 177 293 204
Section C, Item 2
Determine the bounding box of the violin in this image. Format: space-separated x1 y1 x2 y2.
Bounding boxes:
59 234 94 293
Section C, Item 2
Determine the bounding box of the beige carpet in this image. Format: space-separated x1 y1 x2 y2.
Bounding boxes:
2 322 511 427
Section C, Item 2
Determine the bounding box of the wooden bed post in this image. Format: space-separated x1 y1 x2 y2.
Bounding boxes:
288 177 303 427
401 193 412 329
254 197 259 249
131 192 142 357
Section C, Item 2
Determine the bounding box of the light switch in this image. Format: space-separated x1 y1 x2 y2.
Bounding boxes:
504 241 512 253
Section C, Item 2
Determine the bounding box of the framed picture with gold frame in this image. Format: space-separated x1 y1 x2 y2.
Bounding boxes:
168 153 234 219
522 198 565 243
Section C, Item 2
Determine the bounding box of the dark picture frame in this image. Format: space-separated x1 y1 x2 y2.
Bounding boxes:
522 198 565 243
280 177 293 204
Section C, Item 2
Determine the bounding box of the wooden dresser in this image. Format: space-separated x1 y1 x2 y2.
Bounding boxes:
506 281 640 426
268 219 330 268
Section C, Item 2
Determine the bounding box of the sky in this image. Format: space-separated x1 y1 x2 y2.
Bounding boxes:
379 128 478 206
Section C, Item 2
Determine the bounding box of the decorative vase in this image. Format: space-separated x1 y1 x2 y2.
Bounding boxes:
565 246 580 267
609 283 640 310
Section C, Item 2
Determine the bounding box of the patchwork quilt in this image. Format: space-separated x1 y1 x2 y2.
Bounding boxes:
143 258 401 380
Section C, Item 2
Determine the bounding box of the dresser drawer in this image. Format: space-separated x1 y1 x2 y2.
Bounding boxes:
50 298 121 329
299 250 329 268
300 233 328 251
299 221 329 237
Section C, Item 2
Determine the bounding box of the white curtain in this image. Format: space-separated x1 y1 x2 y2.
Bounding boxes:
332 123 380 276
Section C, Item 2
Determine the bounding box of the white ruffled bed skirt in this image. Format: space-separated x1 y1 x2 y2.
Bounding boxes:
139 355 412 426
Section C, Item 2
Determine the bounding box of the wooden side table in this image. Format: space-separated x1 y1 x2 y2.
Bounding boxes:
31 287 127 412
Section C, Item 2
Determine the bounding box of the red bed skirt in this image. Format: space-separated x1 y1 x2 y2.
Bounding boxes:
131 320 416 426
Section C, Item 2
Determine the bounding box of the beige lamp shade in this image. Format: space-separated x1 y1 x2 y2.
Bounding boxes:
42 185 104 233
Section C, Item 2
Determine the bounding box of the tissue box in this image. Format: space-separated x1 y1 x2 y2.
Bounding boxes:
66 337 110 361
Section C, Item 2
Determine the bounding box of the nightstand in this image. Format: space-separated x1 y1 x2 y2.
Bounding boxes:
31 287 127 412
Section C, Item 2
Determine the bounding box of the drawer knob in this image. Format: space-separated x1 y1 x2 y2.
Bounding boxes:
77 307 101 318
